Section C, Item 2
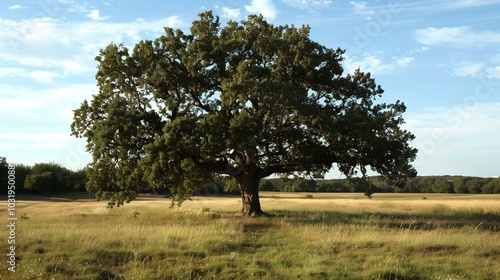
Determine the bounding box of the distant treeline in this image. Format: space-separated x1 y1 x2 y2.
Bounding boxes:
0 157 86 194
256 175 500 194
2 157 499 194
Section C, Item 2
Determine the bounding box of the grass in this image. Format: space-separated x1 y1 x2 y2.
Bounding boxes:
1 192 499 279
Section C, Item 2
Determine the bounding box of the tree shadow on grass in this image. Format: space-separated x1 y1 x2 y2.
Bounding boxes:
2 191 95 202
269 209 500 232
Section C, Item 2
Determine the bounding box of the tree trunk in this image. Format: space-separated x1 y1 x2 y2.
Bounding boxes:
235 166 263 216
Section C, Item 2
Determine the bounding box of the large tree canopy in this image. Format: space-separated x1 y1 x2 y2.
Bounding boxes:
71 11 417 215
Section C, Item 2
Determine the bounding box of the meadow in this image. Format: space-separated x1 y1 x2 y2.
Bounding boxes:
1 192 499 279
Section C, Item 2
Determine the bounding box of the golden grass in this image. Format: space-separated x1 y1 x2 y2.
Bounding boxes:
1 192 499 279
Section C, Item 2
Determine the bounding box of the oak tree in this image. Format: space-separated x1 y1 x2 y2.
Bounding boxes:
71 11 417 215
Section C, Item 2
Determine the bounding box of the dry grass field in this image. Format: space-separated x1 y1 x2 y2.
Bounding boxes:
1 192 500 279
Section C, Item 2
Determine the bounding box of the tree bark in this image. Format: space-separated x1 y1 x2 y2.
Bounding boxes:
235 165 263 216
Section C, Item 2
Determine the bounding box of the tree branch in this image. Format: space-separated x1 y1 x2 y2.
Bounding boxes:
260 163 306 178
189 154 243 177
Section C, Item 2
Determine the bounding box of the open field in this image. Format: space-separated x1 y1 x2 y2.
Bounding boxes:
1 192 500 279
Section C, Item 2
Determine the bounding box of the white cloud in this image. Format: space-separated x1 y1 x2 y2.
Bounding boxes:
86 9 109 21
282 0 333 12
222 7 241 19
349 1 375 19
0 67 61 83
344 54 381 73
396 57 415 66
0 95 45 113
8 5 24 10
490 54 500 64
59 0 89 13
452 63 484 77
450 63 500 79
485 66 500 79
0 16 182 75
245 0 278 19
445 0 500 9
413 26 500 48
0 17 86 72
0 67 24 78
344 54 414 75
27 70 61 83
415 46 429 52
407 46 429 54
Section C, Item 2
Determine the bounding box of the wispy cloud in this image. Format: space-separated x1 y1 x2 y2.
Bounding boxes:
19 70 60 83
485 66 500 79
282 0 333 12
444 0 500 9
58 0 89 13
344 54 414 75
453 63 484 77
395 57 415 67
0 83 96 129
27 70 62 83
245 0 278 19
414 46 429 53
8 5 24 10
0 67 61 83
413 26 500 48
0 67 24 78
349 1 375 19
221 7 241 19
0 16 182 76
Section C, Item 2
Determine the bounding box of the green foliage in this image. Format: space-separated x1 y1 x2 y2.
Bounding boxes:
24 163 62 192
394 176 498 194
260 176 500 194
68 168 88 191
0 157 33 194
20 162 86 193
431 178 453 193
482 178 500 194
467 178 484 194
260 180 275 191
71 11 417 207
13 164 32 189
25 171 55 192
453 177 469 194
283 178 318 192
0 157 8 195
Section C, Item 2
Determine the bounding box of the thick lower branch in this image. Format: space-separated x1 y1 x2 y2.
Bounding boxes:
260 163 306 178
189 155 242 176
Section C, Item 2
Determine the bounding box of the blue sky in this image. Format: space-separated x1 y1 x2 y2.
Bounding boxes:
1 0 499 178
